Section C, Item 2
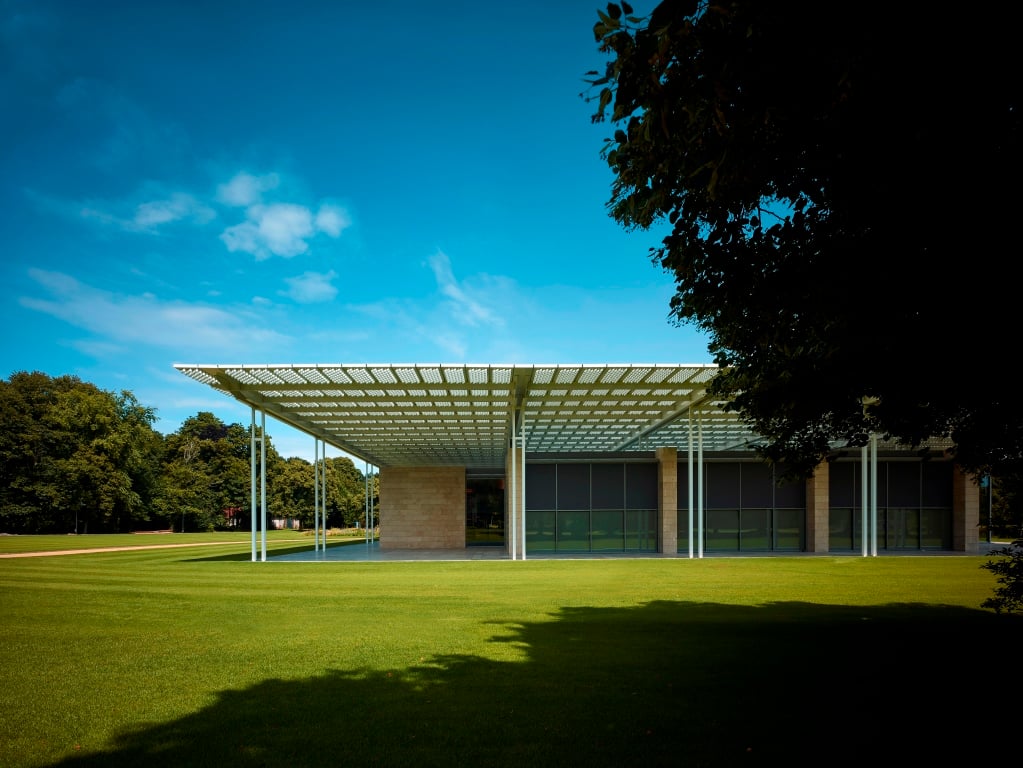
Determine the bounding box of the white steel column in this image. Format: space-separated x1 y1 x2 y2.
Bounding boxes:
250 407 257 562
364 462 374 545
861 444 869 557
688 408 694 559
519 408 527 561
320 442 328 551
509 413 517 561
697 413 705 558
260 409 267 562
314 439 320 552
364 461 370 546
869 433 878 556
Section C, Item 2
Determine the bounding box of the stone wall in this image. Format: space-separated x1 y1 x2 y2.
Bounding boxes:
379 466 466 549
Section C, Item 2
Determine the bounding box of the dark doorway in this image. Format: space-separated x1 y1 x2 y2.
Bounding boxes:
466 477 505 546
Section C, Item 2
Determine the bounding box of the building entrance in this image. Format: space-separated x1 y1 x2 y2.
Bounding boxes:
466 477 505 546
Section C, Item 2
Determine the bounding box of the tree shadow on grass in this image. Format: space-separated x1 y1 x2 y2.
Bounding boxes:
52 601 1020 768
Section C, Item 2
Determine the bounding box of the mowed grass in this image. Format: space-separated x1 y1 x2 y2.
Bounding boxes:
0 536 1019 768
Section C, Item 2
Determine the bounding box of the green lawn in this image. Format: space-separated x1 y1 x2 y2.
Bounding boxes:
0 536 1019 767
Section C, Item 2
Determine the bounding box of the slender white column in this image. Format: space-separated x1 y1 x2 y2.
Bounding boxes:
260 409 267 562
320 442 327 552
509 414 517 561
688 409 694 559
251 407 257 562
861 444 869 557
697 414 705 558
870 434 878 556
314 439 320 552
520 408 527 561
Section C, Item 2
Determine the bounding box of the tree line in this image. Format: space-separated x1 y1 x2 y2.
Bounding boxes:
0 371 378 535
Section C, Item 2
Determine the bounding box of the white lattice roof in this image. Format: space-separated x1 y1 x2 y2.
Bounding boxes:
172 362 765 467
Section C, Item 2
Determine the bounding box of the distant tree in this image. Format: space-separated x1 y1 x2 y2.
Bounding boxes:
267 454 372 529
0 372 162 532
587 1 1022 478
157 412 281 531
271 457 316 527
325 456 372 528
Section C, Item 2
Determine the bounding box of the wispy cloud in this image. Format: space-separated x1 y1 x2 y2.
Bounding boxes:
74 191 215 232
19 269 290 357
132 193 215 229
281 270 338 303
341 252 517 361
427 250 502 328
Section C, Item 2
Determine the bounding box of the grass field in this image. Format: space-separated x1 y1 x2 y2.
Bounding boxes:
1 534 1020 767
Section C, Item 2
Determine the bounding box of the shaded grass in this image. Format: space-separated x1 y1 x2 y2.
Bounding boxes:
0 542 1019 767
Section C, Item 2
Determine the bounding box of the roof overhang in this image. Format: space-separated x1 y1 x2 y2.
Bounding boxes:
173 363 761 467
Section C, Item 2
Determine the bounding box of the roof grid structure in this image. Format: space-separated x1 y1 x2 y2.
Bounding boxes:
170 363 806 466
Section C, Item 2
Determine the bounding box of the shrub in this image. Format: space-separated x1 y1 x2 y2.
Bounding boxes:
980 542 1023 614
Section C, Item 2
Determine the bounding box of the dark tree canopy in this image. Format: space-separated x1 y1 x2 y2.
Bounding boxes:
588 1 1022 478
0 373 378 534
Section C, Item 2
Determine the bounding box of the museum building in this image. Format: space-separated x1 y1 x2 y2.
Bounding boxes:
174 363 981 559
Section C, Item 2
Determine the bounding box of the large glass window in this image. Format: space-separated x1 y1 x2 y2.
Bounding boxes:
465 477 504 546
524 462 658 553
678 461 807 553
827 460 952 551
829 507 855 551
528 510 557 552
888 507 920 550
592 509 624 551
558 510 590 551
705 508 740 550
774 508 804 550
626 509 657 550
741 508 771 550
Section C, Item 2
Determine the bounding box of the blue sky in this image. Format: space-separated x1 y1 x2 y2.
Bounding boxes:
0 0 712 461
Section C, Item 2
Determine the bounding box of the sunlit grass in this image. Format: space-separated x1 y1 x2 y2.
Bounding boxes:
0 541 1019 767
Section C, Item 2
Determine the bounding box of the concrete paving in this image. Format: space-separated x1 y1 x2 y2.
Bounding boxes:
267 539 1009 562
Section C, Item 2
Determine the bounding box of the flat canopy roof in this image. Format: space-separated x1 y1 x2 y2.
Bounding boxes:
173 363 765 468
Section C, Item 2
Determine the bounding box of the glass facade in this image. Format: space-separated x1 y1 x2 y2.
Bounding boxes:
524 462 658 553
518 455 955 555
677 461 806 553
465 477 505 546
828 460 952 551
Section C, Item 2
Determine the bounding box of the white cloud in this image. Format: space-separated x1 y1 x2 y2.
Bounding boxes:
257 204 315 255
220 199 352 260
221 202 315 259
427 250 501 327
75 191 214 233
216 172 280 207
315 204 351 236
281 270 338 303
132 193 215 230
67 187 214 233
20 269 290 356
